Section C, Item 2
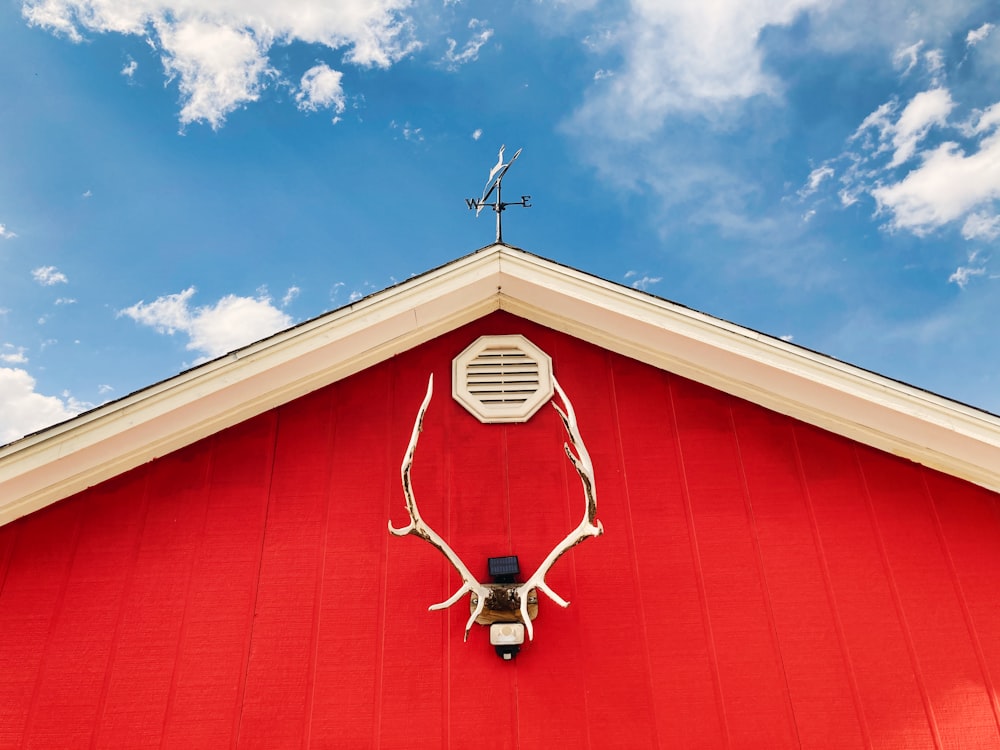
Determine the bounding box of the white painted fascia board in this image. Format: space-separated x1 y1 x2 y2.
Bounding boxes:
3 243 1000 528
0 247 505 526
494 246 1000 492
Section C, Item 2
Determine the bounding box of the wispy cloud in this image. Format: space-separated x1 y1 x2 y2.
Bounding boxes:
962 211 1000 240
870 102 1000 235
949 250 990 289
281 286 300 307
390 120 423 142
0 224 16 239
0 344 28 365
32 266 69 285
624 271 662 291
442 18 493 71
799 165 835 198
569 0 827 138
23 0 419 129
801 37 1000 243
121 56 137 78
966 23 994 47
119 286 292 360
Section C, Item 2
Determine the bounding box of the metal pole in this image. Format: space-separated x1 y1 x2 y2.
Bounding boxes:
495 177 503 243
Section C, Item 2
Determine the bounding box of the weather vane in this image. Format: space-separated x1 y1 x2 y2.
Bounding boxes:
466 145 531 243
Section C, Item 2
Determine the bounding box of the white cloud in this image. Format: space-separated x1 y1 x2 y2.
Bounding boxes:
815 67 1000 239
119 286 292 359
0 344 28 364
886 88 953 167
22 0 419 128
967 23 994 47
800 165 835 197
471 128 483 140
442 18 493 70
0 367 87 444
121 57 137 78
0 223 16 239
871 128 1000 235
157 18 274 129
390 120 423 141
570 0 828 137
925 48 944 81
31 265 68 285
55 297 76 305
962 211 1000 240
82 189 93 198
949 251 989 288
624 271 662 291
296 63 345 114
894 40 924 76
562 1 993 236
281 285 300 307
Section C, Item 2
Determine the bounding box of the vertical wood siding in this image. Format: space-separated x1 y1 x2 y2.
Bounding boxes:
2 311 1000 748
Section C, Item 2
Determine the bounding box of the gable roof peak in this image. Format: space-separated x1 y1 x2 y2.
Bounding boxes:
3 246 1000 525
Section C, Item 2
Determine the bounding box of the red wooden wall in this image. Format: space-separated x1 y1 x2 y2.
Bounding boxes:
2 311 1000 748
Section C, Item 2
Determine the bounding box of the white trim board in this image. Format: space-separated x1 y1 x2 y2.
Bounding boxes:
3 243 999 526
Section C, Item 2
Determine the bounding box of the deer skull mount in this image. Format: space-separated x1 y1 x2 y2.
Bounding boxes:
388 372 603 654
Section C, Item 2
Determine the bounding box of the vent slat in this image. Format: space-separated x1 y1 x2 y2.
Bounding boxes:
467 377 540 384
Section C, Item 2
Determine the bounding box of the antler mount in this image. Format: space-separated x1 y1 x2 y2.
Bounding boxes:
388 372 603 646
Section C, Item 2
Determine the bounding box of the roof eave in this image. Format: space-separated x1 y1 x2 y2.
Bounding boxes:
3 243 1000 526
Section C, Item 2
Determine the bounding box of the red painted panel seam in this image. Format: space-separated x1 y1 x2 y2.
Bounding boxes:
666 373 731 747
91 467 152 748
554 386 594 750
22 501 86 740
921 470 1000 739
372 370 396 750
0 521 18 600
304 393 338 748
790 426 873 748
160 442 214 742
234 412 280 747
443 412 453 750
854 448 944 750
729 408 801 748
609 357 660 749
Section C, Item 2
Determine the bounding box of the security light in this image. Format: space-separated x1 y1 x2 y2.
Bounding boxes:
490 622 525 660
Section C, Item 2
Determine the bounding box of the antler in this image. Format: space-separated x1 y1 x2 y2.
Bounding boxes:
514 376 603 640
388 374 491 641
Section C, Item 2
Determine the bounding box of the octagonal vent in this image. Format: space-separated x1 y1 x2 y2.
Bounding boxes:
452 335 553 423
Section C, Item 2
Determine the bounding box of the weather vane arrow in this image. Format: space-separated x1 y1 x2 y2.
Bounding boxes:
466 145 531 243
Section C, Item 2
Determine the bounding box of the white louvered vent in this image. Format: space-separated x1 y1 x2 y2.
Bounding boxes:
452 335 553 423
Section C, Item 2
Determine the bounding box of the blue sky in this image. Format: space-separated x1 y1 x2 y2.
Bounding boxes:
1 0 999 443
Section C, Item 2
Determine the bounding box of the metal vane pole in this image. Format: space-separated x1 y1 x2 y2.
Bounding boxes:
466 145 531 243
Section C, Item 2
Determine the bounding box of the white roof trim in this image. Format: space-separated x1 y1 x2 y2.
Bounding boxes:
3 243 1000 526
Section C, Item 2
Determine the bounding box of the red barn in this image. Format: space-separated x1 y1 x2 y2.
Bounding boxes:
3 244 1000 748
